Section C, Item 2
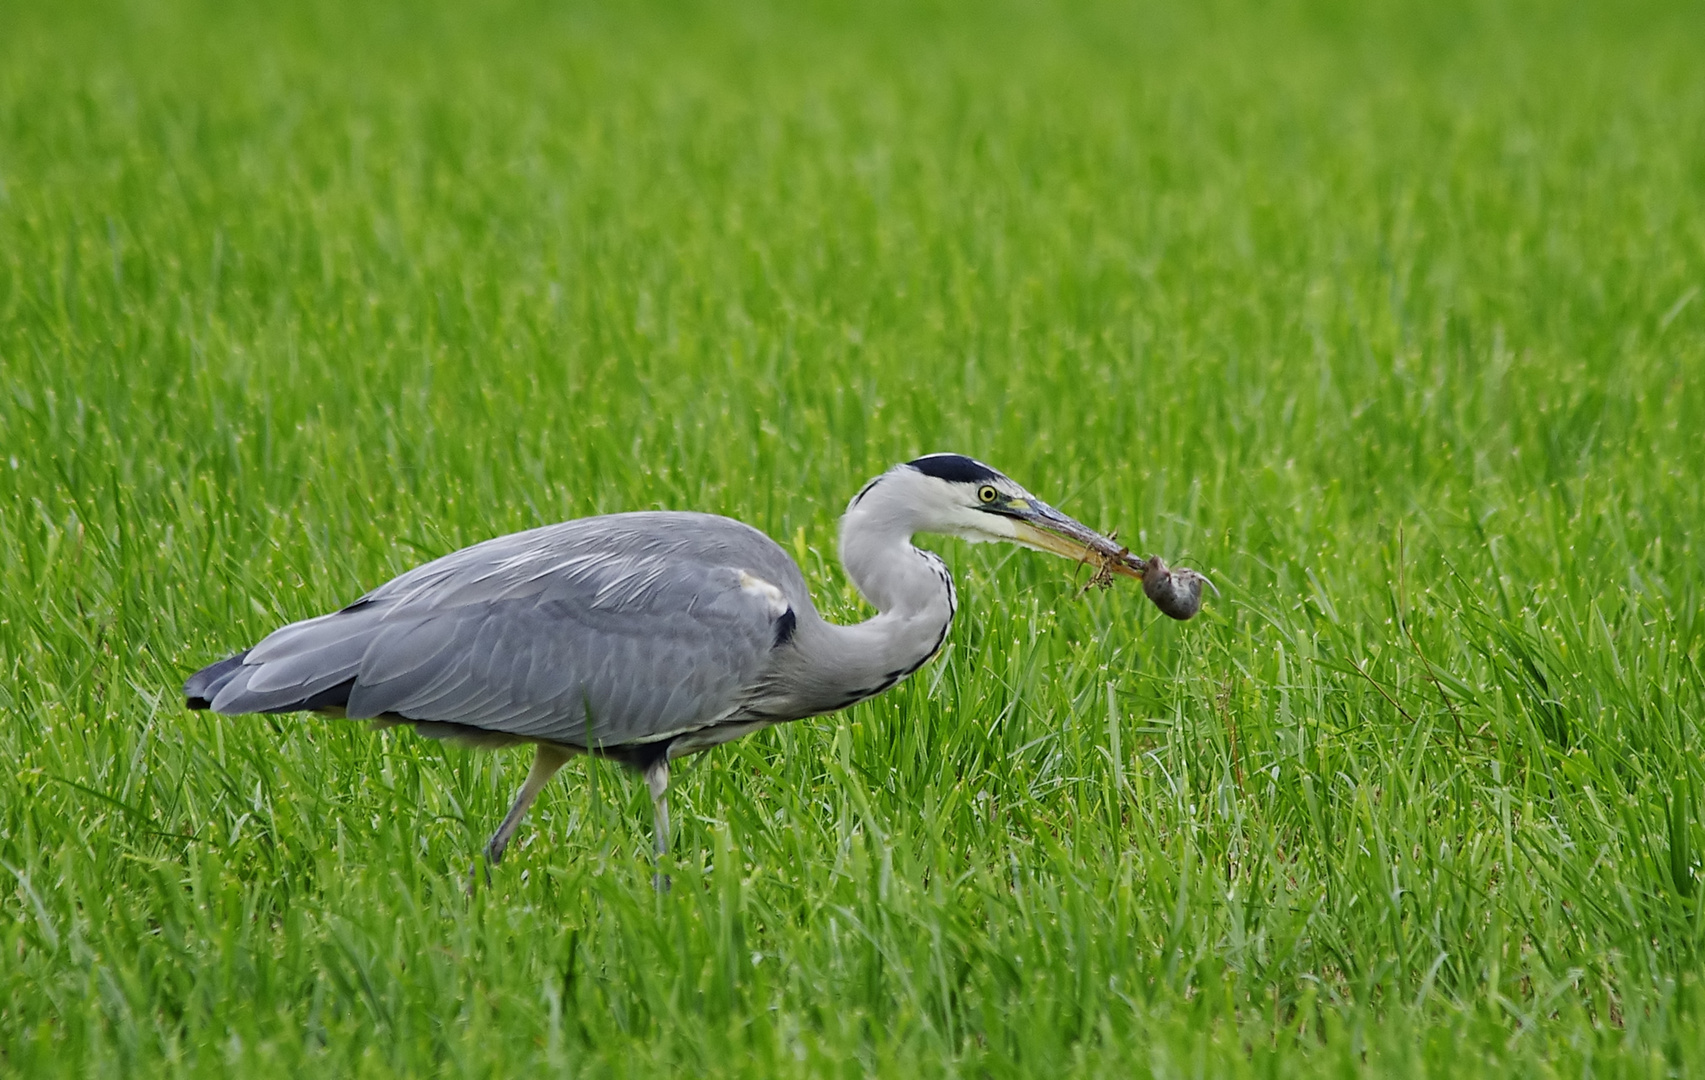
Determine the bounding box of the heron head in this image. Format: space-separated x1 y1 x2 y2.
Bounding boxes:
849 453 1141 579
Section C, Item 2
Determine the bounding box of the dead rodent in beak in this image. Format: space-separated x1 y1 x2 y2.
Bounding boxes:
1135 555 1217 621
1077 541 1217 622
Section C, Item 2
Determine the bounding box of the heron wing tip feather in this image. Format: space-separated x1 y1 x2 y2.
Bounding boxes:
183 650 250 709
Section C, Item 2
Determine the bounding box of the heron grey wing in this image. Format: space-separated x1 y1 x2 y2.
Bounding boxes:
342 556 790 746
198 511 808 738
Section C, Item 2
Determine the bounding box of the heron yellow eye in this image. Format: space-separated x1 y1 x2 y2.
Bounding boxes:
977 485 1000 504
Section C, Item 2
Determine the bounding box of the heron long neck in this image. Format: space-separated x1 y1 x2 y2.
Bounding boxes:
798 499 957 710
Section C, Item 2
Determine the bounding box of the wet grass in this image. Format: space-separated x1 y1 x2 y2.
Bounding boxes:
2 0 1704 1074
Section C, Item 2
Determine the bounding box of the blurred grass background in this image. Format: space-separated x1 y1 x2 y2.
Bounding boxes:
2 0 1704 1074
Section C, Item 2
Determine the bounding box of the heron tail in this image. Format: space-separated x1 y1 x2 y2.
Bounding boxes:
184 651 250 709
184 649 359 714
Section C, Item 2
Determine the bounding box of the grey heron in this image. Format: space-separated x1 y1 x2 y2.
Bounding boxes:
184 454 1204 874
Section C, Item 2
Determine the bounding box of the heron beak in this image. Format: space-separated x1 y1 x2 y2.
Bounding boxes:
1000 499 1142 578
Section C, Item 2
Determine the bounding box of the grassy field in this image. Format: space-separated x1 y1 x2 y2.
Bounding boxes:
3 0 1704 1074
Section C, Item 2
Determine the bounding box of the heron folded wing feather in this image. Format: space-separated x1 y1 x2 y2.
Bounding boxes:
373 660 477 718
356 661 488 723
341 561 781 747
209 658 359 714
243 607 384 667
352 615 464 688
214 607 399 711
192 513 811 748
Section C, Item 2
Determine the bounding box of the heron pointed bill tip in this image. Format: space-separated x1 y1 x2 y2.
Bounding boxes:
1005 500 1141 577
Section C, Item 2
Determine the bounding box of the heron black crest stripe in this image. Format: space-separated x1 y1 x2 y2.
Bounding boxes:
906 454 1002 485
848 475 883 508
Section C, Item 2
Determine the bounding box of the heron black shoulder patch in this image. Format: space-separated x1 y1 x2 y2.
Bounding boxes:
907 454 1001 485
773 607 798 648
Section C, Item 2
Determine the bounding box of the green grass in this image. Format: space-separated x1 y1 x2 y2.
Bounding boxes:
2 0 1704 1073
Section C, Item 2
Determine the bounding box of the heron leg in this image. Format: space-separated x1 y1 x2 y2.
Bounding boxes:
645 756 671 892
483 743 574 866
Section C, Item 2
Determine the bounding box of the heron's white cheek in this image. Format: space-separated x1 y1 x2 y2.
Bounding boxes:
949 511 1020 544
